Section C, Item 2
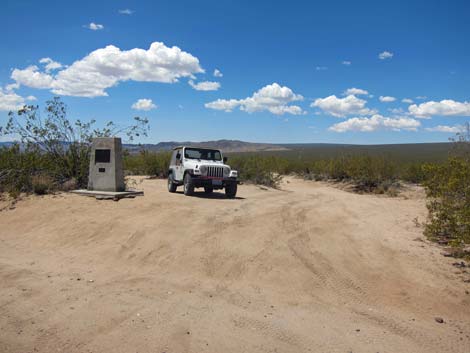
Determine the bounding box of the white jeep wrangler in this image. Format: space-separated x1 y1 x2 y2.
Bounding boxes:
167 146 238 198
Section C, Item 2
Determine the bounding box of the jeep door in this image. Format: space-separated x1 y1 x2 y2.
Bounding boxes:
174 148 184 181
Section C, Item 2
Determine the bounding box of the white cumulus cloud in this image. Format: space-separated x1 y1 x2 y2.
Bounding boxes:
388 107 406 115
11 42 204 97
311 94 376 117
205 99 240 112
213 69 223 77
39 57 63 72
0 87 36 111
409 99 470 118
342 61 351 66
189 80 220 91
402 98 414 104
379 95 396 102
425 125 463 133
343 87 369 96
119 9 134 15
131 98 157 111
11 65 55 89
329 114 420 132
205 83 304 115
87 22 104 30
378 51 394 60
5 83 19 92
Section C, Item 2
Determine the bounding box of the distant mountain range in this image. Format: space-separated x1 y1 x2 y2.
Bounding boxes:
123 140 289 153
1 140 453 161
0 139 287 153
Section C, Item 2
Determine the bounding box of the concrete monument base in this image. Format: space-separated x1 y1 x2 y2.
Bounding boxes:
71 189 144 201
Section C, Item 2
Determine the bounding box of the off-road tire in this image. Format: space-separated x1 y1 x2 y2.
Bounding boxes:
204 186 213 194
183 173 194 196
168 173 177 193
225 182 237 199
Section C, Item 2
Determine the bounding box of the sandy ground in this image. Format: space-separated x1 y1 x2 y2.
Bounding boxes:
0 176 469 353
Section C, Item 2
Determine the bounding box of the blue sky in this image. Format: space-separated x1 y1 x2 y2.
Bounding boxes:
1 0 469 144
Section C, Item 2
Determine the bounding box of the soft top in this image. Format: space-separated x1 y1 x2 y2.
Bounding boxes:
173 146 221 151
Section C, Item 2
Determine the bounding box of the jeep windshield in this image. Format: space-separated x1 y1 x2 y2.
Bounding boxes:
184 148 222 161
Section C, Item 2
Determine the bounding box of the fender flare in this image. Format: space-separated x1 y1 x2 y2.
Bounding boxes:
183 169 193 179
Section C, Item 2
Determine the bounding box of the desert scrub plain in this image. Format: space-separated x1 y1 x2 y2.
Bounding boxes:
0 100 469 353
1 100 469 256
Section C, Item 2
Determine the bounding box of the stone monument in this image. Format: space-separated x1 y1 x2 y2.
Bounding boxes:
87 137 125 192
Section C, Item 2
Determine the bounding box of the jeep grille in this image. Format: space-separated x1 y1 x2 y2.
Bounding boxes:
205 166 225 178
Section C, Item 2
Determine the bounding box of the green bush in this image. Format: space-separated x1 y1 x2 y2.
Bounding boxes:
423 158 470 248
228 155 285 188
401 163 427 184
0 145 50 196
0 145 65 196
422 125 470 254
31 174 55 195
123 150 171 177
300 154 400 193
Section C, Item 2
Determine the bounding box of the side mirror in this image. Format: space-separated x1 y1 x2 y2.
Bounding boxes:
223 156 228 163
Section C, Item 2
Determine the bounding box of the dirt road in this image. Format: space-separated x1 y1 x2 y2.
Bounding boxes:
1 177 469 353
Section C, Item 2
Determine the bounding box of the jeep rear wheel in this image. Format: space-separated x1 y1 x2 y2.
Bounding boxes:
168 173 177 193
183 173 194 196
225 182 237 198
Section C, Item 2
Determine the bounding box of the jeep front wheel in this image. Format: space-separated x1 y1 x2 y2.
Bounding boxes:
183 173 194 196
225 182 237 198
168 173 177 193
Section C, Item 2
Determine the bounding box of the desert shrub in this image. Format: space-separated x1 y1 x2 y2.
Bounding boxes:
423 158 470 248
300 155 399 193
124 151 171 177
422 124 470 252
311 157 342 180
401 163 427 183
0 145 72 195
228 155 285 188
0 145 49 196
31 174 55 195
305 160 330 180
345 155 396 190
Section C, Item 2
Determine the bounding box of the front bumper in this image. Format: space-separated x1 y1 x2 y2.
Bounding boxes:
189 175 237 189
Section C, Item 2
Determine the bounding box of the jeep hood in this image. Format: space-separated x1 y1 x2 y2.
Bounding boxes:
184 159 231 169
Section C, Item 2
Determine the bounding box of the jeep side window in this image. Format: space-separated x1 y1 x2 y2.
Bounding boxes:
175 150 182 165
